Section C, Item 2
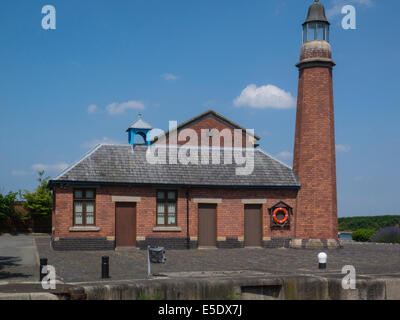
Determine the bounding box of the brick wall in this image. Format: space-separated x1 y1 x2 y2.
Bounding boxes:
293 44 338 239
188 188 297 240
160 115 255 148
53 185 297 248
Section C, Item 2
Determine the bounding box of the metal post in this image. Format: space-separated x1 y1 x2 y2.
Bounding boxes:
186 188 190 250
39 258 48 282
102 256 109 279
147 246 151 277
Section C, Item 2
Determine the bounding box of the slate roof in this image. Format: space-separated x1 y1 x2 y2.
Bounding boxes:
126 118 153 131
50 145 300 188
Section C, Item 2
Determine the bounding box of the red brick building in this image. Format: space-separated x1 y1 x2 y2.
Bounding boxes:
49 0 339 250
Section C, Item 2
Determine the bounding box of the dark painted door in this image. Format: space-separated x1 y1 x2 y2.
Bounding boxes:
244 204 262 247
198 204 217 247
115 202 136 247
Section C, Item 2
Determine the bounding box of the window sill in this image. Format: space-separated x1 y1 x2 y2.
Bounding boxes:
152 226 182 232
69 226 100 232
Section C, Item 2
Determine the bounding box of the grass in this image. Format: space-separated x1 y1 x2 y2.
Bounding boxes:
138 291 164 300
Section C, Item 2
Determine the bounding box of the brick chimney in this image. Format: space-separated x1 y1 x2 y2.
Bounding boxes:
293 0 338 240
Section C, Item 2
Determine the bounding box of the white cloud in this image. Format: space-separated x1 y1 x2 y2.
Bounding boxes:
326 0 373 19
87 104 98 114
81 137 123 149
336 144 351 153
13 163 69 176
276 151 293 160
161 73 179 81
31 163 69 173
106 100 145 115
233 84 296 109
11 170 30 176
260 130 271 137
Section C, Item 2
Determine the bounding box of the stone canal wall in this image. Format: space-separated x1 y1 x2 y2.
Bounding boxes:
66 274 400 300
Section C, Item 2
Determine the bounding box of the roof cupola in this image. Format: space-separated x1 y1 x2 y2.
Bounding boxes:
126 113 153 146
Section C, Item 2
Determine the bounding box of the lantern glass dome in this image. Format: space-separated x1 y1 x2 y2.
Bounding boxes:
303 21 329 43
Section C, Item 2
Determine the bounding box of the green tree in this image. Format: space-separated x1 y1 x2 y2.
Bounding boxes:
22 171 52 217
0 192 18 221
351 229 376 242
338 215 400 232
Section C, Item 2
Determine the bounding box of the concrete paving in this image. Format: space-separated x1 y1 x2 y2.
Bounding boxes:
1 236 400 300
34 237 400 283
0 234 39 283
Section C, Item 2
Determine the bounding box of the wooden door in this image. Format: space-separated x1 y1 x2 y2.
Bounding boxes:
115 202 136 247
244 204 262 247
198 204 217 247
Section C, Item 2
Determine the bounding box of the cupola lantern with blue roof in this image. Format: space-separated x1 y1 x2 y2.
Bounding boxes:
302 0 330 43
126 113 153 146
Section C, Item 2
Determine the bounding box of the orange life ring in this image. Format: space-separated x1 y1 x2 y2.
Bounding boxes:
272 208 289 225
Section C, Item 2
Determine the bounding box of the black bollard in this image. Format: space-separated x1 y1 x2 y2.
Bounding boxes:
101 256 109 279
39 258 48 282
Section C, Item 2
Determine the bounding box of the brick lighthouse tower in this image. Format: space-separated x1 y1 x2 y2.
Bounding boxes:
292 0 339 247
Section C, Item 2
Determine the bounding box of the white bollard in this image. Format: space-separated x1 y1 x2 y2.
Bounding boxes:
318 252 327 269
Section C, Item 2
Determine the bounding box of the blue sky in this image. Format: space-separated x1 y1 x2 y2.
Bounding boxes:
0 0 399 217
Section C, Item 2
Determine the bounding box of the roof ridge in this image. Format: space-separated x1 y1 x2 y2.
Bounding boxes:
52 144 105 181
256 148 294 170
146 145 258 151
151 109 261 142
97 143 131 147
257 148 301 186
